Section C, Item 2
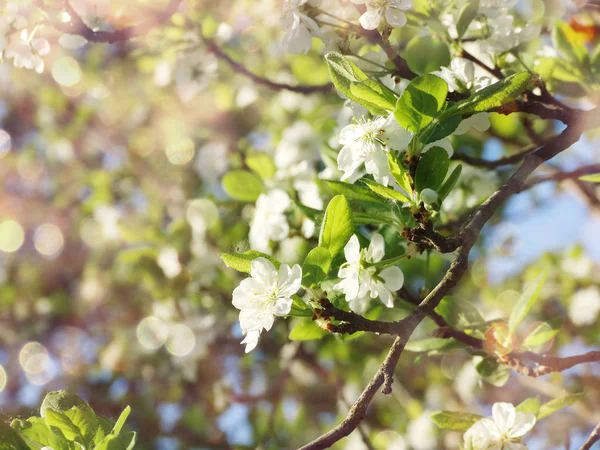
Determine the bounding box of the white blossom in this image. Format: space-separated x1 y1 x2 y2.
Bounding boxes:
232 257 302 352
337 115 412 185
157 247 182 279
4 29 50 73
436 58 493 94
454 113 491 135
464 403 536 450
569 286 600 326
174 49 218 102
351 0 412 30
334 234 404 314
249 189 291 253
407 413 437 450
281 0 320 54
479 16 541 54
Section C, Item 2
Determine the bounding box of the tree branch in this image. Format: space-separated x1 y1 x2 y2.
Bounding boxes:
200 36 333 94
525 164 600 189
47 0 183 43
452 145 538 169
580 421 600 450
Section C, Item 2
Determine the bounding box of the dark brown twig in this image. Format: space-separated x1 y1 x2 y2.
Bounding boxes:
580 421 600 450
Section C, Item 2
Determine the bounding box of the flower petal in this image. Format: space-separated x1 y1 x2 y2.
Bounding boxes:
359 9 382 30
380 266 404 291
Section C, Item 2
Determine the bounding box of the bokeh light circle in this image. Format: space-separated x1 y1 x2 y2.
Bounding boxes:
52 56 82 87
34 223 64 257
166 138 195 165
166 324 195 357
19 341 49 374
137 317 169 350
0 220 25 253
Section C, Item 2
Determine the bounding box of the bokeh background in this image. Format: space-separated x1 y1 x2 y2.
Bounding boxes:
0 0 599 449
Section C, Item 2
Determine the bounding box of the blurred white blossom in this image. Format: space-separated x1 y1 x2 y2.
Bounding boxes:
569 286 600 326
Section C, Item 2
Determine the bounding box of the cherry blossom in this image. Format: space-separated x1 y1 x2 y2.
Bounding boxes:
334 233 404 314
464 402 536 450
232 257 302 352
351 0 412 30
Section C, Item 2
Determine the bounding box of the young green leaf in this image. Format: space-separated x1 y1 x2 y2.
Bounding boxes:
516 397 541 416
320 180 386 206
537 393 583 420
219 250 281 273
522 322 558 350
415 146 450 193
508 271 547 335
0 421 30 450
455 0 480 39
319 195 354 258
325 52 393 115
221 170 264 202
449 72 532 115
349 78 397 112
430 411 483 431
580 173 600 183
246 152 276 180
302 246 333 287
362 179 412 204
111 406 131 436
419 114 462 144
394 74 448 133
289 320 328 341
438 164 463 200
387 152 413 195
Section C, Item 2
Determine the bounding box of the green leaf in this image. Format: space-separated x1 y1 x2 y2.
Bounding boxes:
0 421 30 450
219 250 281 273
246 152 276 180
449 72 532 115
44 410 84 444
325 52 391 115
419 114 462 144
11 417 73 450
405 338 459 353
435 297 486 332
430 411 482 431
522 323 558 350
319 195 354 258
538 393 583 420
508 271 547 335
474 356 510 387
221 170 264 202
111 406 130 436
362 179 412 204
302 247 333 287
403 35 451 75
580 173 600 182
349 78 397 112
516 398 541 416
552 21 588 65
455 0 480 39
415 147 450 194
95 431 136 450
289 320 327 341
320 180 386 206
437 164 462 201
387 153 413 195
394 74 448 134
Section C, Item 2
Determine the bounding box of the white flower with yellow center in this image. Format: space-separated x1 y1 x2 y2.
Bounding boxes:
337 115 412 186
232 258 302 352
334 233 404 314
351 0 412 30
464 403 536 450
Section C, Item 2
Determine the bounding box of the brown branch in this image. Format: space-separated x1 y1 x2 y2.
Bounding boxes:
461 48 504 79
46 0 182 43
200 36 333 94
580 421 600 450
525 164 600 189
504 350 600 378
452 145 538 169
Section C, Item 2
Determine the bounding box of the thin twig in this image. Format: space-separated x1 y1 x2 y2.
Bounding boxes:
580 421 600 450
